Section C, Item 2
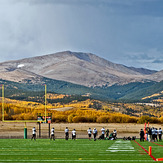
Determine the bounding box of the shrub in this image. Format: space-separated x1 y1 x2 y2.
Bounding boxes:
72 116 87 123
85 116 96 123
127 117 138 123
137 116 151 123
24 113 34 120
96 116 110 123
159 117 163 123
109 115 122 123
68 114 76 123
150 117 160 123
53 115 67 123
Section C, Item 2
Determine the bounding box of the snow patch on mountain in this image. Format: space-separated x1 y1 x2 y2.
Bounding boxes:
17 64 24 68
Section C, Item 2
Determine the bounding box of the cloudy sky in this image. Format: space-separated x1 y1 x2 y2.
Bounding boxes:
0 0 163 70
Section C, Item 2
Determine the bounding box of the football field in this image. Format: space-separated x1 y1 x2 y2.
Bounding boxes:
0 139 163 162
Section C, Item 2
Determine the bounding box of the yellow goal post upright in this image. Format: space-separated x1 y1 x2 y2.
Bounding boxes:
1 84 47 139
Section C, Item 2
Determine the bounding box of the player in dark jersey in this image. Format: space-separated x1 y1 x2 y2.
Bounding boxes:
158 128 162 141
93 128 97 141
140 129 144 141
113 129 117 140
147 127 152 142
155 128 158 142
152 127 155 141
106 129 109 139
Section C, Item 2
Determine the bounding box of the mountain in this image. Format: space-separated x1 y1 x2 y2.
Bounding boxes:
146 70 163 82
125 66 157 75
0 51 162 101
0 51 158 87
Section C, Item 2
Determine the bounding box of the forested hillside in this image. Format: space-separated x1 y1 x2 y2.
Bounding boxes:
0 78 161 101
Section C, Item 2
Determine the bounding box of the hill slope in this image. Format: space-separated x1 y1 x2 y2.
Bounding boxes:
0 78 158 101
0 51 157 87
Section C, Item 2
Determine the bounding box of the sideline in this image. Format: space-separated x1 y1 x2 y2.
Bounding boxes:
151 142 163 147
0 159 155 162
134 140 156 161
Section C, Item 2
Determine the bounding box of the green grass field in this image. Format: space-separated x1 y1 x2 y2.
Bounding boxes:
0 139 163 162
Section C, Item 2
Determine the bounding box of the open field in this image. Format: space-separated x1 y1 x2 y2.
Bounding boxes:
0 122 163 139
0 139 163 162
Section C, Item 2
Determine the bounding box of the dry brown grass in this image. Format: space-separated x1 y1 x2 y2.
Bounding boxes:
0 122 163 139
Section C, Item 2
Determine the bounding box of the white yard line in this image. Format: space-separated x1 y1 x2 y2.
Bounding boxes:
106 140 135 152
108 148 134 149
106 150 135 152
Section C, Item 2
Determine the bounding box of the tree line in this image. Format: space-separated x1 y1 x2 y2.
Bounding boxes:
1 102 163 123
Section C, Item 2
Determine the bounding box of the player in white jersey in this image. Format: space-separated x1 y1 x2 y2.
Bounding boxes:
65 127 69 140
72 129 76 140
50 127 55 140
31 127 36 140
158 128 162 141
93 128 97 141
101 127 105 139
152 127 155 141
87 128 92 140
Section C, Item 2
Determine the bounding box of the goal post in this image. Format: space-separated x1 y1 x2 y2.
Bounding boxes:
1 84 48 139
1 84 47 123
1 84 4 122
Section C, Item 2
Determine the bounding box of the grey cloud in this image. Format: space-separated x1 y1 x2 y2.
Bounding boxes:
11 0 163 18
153 59 163 63
125 53 154 60
121 50 163 70
0 0 163 71
24 0 163 17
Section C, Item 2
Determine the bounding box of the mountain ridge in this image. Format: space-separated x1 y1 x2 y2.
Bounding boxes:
0 51 160 87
